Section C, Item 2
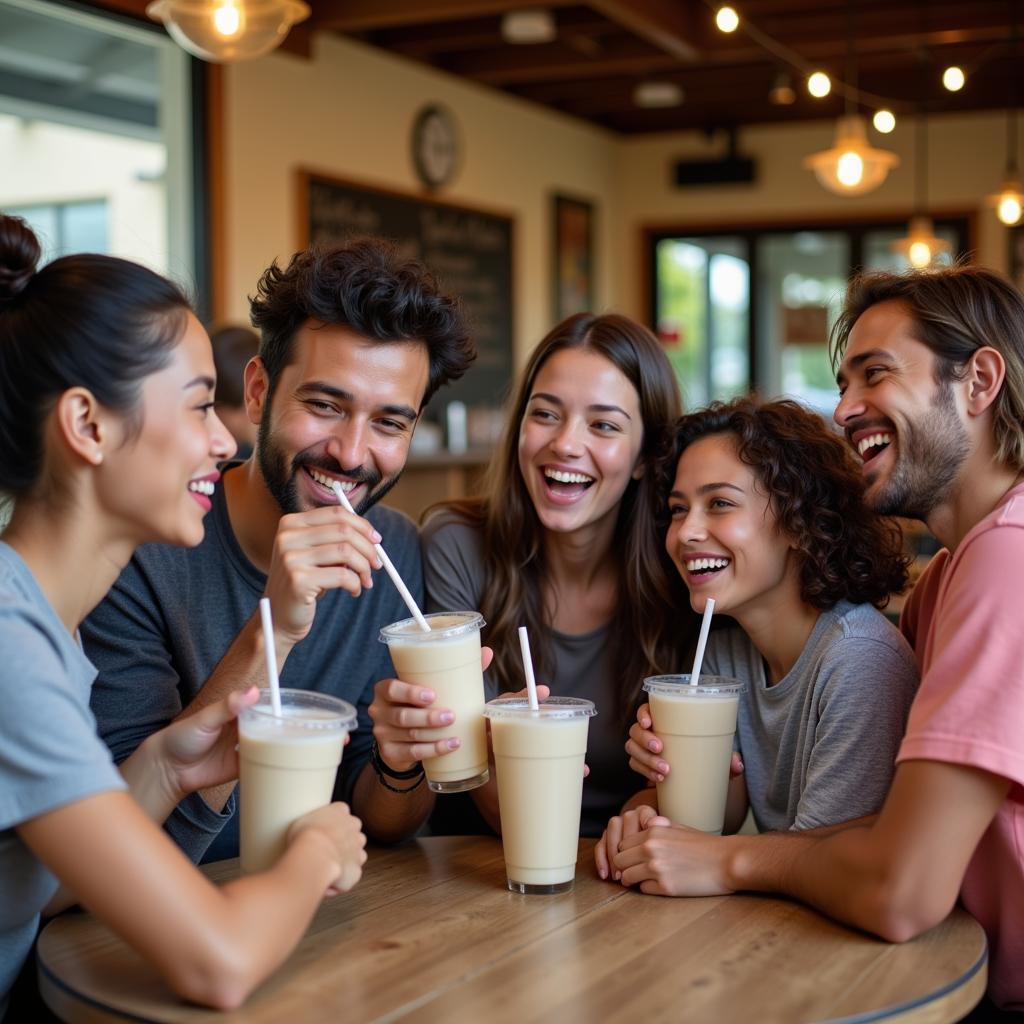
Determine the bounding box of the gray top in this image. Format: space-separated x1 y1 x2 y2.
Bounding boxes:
0 543 126 1015
82 466 422 862
704 601 920 831
421 511 643 837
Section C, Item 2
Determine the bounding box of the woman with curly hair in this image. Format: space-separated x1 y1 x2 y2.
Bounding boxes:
390 312 695 838
596 397 920 877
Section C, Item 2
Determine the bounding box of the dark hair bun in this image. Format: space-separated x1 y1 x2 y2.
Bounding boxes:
0 215 42 310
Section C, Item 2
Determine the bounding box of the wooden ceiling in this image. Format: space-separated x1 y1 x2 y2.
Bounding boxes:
86 0 1022 134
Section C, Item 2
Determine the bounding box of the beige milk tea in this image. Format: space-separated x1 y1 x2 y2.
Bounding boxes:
644 675 743 834
380 612 488 792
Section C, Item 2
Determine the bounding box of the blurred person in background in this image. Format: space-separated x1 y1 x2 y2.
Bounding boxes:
209 324 259 459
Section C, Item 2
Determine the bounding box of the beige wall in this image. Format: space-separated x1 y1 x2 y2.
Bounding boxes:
222 35 1017 354
223 33 618 364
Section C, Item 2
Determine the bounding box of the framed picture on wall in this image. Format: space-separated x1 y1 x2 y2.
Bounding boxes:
552 193 595 322
1010 225 1024 292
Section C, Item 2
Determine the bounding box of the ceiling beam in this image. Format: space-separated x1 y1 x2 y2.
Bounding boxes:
587 0 700 61
310 0 575 33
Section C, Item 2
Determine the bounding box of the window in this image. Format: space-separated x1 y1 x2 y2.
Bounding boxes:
651 217 969 414
0 0 201 303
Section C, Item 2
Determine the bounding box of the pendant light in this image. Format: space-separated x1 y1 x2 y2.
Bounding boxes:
803 3 898 196
891 114 950 269
146 0 310 63
989 9 1023 226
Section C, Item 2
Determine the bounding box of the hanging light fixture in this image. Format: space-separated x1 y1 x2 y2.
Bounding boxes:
891 114 951 269
146 0 310 63
804 114 899 194
803 3 898 196
989 11 1023 226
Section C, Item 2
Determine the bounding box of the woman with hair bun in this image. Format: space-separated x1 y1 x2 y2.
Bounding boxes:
0 215 366 1015
597 397 921 885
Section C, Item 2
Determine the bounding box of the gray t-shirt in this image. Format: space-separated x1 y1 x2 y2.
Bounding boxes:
0 543 126 1015
82 467 422 862
421 511 643 837
704 601 920 832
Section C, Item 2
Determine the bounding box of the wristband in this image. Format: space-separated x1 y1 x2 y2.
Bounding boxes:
371 739 424 780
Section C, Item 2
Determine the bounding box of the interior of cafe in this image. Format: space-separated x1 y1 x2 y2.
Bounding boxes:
2 0 1020 524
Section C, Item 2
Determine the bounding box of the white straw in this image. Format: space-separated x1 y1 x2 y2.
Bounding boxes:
258 597 283 716
689 597 716 687
518 626 540 710
330 481 430 632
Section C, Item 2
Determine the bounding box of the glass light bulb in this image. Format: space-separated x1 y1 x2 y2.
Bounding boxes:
836 151 864 187
213 0 241 38
909 241 933 268
808 72 831 98
715 6 739 32
942 66 965 92
873 109 896 134
998 193 1024 226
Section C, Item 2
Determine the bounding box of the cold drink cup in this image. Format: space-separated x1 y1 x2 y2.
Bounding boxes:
379 611 488 793
238 689 357 874
483 697 596 895
643 675 743 834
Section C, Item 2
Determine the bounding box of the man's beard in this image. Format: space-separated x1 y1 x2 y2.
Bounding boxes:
867 380 970 520
256 404 403 516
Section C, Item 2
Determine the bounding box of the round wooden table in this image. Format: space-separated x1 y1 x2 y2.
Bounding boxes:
37 836 987 1023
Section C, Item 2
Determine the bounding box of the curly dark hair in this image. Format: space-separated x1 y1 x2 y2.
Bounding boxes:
661 397 909 609
249 237 475 407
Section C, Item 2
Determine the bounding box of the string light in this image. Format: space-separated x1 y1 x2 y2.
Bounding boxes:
942 66 966 92
873 109 896 133
807 71 831 98
715 6 739 33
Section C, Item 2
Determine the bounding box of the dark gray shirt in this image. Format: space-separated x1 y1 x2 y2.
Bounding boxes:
421 511 644 837
82 468 422 862
704 601 920 831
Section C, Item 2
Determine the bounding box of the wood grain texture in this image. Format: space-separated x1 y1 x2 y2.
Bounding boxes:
37 837 987 1024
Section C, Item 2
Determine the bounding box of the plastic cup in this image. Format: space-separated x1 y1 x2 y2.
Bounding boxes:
238 688 357 874
643 674 744 834
379 611 488 793
483 696 596 895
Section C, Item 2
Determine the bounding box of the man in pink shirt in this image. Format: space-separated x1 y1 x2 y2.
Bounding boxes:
612 265 1024 1013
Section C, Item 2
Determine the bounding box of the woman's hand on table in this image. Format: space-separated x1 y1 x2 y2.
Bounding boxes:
287 803 367 896
369 647 496 773
595 803 661 882
612 818 736 897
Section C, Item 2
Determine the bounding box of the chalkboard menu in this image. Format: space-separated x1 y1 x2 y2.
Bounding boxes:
300 172 514 424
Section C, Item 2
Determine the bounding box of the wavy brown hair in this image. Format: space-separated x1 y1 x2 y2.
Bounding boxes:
663 397 909 609
430 312 695 722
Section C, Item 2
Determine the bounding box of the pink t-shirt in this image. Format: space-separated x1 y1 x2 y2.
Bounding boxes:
898 483 1024 1011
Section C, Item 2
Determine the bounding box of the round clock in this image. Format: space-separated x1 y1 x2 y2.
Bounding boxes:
411 105 460 189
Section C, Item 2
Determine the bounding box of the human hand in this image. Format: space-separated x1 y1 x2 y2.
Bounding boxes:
153 686 260 799
625 702 670 784
595 804 661 882
612 819 736 897
288 802 367 896
368 647 497 774
262 506 384 650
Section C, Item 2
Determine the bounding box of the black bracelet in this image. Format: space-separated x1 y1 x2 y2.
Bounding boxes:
371 739 424 780
375 770 427 795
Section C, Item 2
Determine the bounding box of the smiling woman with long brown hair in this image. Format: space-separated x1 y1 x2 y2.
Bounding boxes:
407 312 695 836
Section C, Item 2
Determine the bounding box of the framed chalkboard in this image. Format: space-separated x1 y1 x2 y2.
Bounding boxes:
299 171 515 426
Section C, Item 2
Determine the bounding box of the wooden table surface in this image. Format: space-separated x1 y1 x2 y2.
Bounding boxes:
37 836 987 1024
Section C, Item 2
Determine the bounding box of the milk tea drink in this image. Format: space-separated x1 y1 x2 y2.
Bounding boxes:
239 689 356 874
483 697 596 894
643 675 743 834
380 612 488 793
